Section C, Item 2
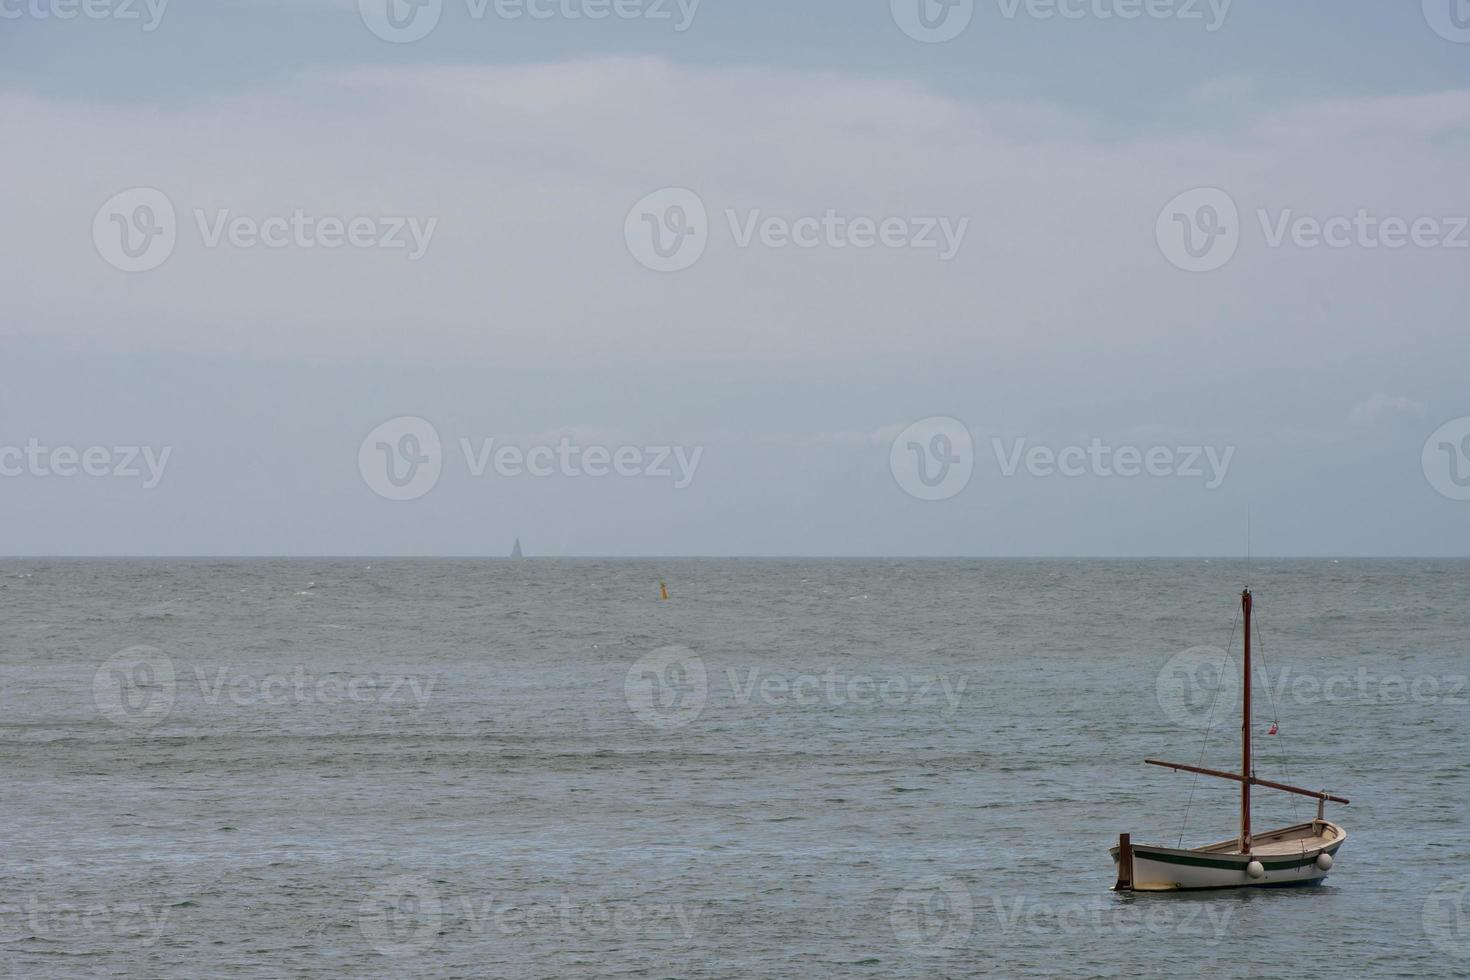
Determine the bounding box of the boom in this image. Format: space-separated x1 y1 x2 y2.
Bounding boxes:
1145 758 1349 805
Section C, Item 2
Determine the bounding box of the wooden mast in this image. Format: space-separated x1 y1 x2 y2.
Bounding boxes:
1240 588 1253 855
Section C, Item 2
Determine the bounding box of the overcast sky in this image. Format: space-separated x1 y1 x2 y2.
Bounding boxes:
2 0 1469 556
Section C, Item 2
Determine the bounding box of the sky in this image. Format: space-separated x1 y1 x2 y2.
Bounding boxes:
2 0 1469 556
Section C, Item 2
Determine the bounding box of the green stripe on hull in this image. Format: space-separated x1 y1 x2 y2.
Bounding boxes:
1134 844 1340 872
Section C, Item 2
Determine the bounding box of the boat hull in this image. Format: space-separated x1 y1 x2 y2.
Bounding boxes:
1110 822 1344 892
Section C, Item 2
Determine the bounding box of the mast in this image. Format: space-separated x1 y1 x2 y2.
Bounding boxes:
1240 588 1252 854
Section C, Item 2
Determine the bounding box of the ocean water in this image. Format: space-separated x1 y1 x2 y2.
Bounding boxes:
1 558 1467 978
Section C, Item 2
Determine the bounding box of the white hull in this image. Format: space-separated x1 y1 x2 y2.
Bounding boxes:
1111 821 1345 892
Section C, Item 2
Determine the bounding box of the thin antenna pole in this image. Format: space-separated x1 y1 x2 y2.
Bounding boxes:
1245 506 1251 589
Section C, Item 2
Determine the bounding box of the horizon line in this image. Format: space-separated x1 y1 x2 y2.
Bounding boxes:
2 554 1467 561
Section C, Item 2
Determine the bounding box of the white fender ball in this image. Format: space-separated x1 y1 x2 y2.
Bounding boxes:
1246 860 1266 879
1315 852 1334 871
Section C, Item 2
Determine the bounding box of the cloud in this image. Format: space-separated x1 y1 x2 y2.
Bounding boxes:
3 59 1468 392
1349 392 1429 426
733 427 902 449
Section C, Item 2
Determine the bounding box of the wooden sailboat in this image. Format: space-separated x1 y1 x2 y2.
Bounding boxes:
1111 588 1349 891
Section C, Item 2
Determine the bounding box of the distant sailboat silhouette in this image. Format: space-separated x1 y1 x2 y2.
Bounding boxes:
510 537 524 559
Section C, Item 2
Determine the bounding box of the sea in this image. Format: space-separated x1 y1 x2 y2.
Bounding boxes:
1 558 1466 978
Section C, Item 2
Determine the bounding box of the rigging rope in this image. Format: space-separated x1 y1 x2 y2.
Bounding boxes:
1177 606 1240 849
1250 600 1304 829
